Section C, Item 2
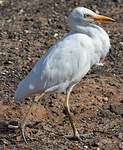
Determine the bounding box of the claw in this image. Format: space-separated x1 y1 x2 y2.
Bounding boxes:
63 132 94 141
63 134 82 142
20 123 28 144
20 123 39 144
80 132 94 139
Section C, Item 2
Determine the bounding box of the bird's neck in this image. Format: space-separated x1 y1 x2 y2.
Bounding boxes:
69 23 100 38
69 23 110 59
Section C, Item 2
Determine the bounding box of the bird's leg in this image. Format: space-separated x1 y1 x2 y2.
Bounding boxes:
20 92 45 144
63 92 81 141
63 94 93 141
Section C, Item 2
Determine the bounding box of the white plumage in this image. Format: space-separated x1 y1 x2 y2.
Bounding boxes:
14 7 115 143
14 7 114 101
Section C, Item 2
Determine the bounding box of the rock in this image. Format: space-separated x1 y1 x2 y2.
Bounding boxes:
54 33 58 37
0 0 3 5
110 103 123 116
118 133 123 139
119 142 123 149
83 145 88 149
100 110 114 119
103 97 109 102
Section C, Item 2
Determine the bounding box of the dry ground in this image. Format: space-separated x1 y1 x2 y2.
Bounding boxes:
0 0 123 149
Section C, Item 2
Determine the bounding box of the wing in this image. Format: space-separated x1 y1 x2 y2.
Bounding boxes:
14 32 94 100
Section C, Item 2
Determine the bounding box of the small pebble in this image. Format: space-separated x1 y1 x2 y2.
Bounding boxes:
0 0 3 4
84 145 88 149
119 142 123 149
120 42 123 45
54 33 58 37
103 97 109 102
110 103 123 115
118 133 123 139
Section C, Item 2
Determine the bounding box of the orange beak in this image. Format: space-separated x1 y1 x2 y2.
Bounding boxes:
93 15 115 22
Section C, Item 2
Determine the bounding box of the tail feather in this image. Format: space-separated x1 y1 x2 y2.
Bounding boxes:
14 87 26 101
14 78 32 101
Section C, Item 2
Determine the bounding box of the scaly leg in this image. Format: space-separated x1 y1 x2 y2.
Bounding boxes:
21 92 45 144
64 90 81 141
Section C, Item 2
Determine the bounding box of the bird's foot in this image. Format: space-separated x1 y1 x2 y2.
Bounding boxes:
7 121 38 144
79 132 94 139
63 132 93 142
22 135 38 144
20 123 38 144
64 135 82 141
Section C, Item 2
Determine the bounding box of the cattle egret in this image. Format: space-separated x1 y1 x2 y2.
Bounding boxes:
14 7 115 143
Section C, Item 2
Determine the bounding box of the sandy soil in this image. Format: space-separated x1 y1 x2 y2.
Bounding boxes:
0 0 123 149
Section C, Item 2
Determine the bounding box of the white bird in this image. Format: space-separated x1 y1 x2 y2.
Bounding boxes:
14 7 115 143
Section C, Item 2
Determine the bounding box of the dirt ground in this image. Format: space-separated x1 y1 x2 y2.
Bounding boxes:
0 0 123 149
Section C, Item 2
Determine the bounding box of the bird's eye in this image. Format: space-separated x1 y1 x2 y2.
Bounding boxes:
84 14 91 19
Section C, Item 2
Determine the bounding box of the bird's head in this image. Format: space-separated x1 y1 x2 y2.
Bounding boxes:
69 7 115 24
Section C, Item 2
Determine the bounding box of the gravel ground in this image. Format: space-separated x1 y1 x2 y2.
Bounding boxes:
0 0 123 149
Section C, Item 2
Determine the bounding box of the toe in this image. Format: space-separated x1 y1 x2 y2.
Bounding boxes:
63 135 82 141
